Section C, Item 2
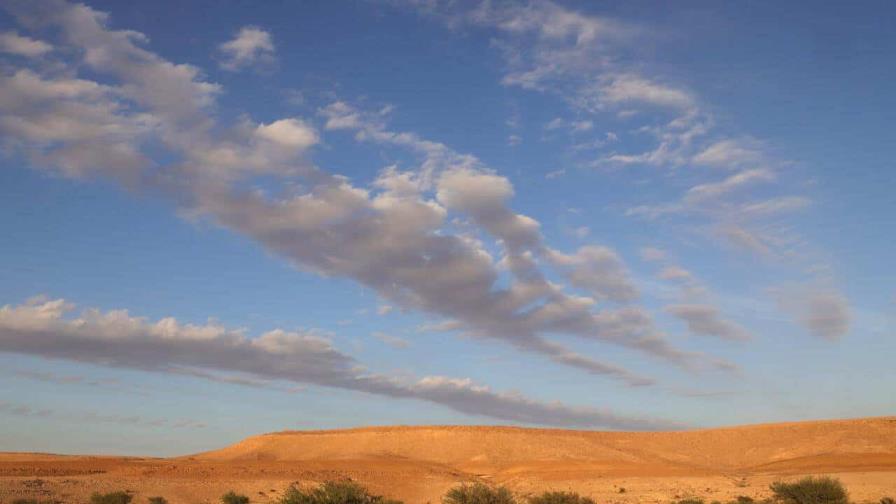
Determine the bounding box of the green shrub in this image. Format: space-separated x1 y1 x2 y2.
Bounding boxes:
222 491 250 504
443 483 515 504
278 480 402 504
736 497 754 504
91 491 133 504
769 477 847 504
528 491 595 504
148 498 168 504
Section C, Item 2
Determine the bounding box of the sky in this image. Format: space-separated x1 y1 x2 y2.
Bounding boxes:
0 0 893 456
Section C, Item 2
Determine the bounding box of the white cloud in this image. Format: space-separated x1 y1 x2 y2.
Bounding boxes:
0 69 156 182
658 265 693 282
665 304 751 341
372 331 410 349
320 101 363 130
255 118 319 150
601 74 696 111
0 31 52 56
0 0 733 389
0 296 680 429
692 139 763 169
545 117 565 130
716 224 773 257
778 289 851 341
741 196 811 216
219 26 276 71
548 246 639 303
684 168 776 204
404 0 819 276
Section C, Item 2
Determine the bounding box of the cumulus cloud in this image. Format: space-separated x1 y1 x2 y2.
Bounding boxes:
644 254 750 342
0 30 52 56
255 118 319 150
0 296 680 429
315 101 713 378
219 26 276 71
0 69 156 183
548 246 639 303
401 0 817 274
0 0 734 391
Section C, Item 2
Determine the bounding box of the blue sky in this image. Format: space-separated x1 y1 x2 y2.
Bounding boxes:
0 0 893 456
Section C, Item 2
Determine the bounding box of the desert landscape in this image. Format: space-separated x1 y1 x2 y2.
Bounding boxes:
2 417 895 504
2 1 895 504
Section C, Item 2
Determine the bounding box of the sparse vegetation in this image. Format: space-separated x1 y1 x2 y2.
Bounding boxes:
528 491 595 504
769 477 848 504
443 483 515 504
736 497 755 504
148 497 168 504
278 480 402 504
881 498 895 504
674 498 705 504
222 491 250 504
91 491 133 504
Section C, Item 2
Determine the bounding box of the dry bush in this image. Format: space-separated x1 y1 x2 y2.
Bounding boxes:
222 491 250 504
278 480 402 504
443 483 515 504
90 491 133 504
528 491 595 504
769 477 848 504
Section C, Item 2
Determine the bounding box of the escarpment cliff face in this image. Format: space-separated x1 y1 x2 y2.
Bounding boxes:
196 417 896 474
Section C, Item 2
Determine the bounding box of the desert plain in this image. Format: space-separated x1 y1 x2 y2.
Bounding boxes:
1 417 895 504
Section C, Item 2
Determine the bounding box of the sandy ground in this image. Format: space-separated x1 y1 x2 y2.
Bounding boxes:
2 417 895 504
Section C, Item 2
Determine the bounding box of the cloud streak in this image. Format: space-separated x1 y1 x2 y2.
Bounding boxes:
0 0 737 389
0 296 681 430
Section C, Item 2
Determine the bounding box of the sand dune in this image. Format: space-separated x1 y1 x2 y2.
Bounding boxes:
2 417 895 504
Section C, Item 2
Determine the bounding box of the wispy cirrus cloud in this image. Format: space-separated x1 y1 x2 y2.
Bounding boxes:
0 400 206 429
